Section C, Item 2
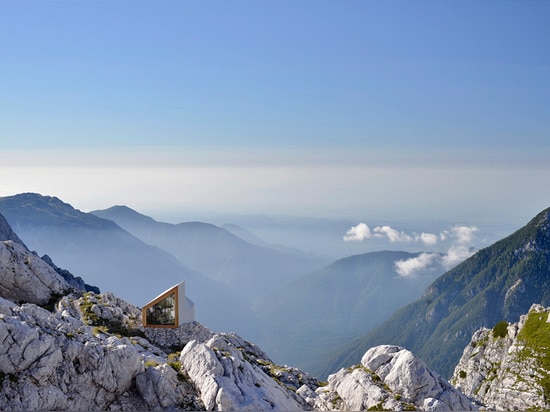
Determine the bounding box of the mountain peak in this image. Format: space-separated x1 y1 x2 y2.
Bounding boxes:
0 193 118 230
91 205 162 229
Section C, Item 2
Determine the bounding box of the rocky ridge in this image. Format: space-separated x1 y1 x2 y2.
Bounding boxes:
451 303 550 411
309 345 476 411
0 240 70 306
0 229 320 410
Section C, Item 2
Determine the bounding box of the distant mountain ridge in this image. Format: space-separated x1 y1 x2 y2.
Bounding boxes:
91 205 327 297
320 206 550 378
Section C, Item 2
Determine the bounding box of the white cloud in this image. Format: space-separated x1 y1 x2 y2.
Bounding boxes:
418 232 439 245
349 224 438 245
342 222 479 248
395 252 440 277
374 226 413 242
343 223 372 241
394 245 476 278
451 225 478 244
442 245 475 268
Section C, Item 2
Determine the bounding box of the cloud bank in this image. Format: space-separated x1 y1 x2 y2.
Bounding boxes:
344 223 478 246
344 222 479 277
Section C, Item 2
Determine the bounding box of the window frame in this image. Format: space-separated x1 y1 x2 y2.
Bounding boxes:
142 284 179 328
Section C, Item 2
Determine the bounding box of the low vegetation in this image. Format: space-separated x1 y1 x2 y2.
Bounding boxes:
492 321 509 339
516 309 550 399
79 292 144 338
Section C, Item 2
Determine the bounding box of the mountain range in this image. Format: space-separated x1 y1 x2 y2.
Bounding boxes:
91 205 326 297
320 206 550 378
0 193 451 375
4 191 550 387
2 204 550 410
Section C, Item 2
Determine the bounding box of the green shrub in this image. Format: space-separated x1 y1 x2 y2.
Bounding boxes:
459 370 467 379
492 321 508 339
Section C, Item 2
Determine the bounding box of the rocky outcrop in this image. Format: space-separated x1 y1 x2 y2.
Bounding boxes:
0 240 70 306
144 321 214 351
0 283 316 411
0 213 27 248
0 291 211 411
311 345 477 411
180 332 317 411
0 296 146 410
451 304 550 410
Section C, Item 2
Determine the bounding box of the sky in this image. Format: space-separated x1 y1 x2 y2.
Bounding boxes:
1 0 550 229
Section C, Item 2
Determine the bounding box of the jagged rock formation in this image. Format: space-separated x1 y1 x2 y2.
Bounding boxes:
0 289 321 411
144 321 215 351
180 333 317 411
310 345 477 411
451 304 550 410
0 213 27 248
0 240 70 306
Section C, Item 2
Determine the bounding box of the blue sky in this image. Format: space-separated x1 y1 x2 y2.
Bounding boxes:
1 1 550 225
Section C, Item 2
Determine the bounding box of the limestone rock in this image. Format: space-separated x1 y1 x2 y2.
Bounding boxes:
180 333 310 410
0 299 147 411
75 291 142 332
0 240 70 306
0 213 27 248
313 345 477 411
451 304 550 410
144 320 214 350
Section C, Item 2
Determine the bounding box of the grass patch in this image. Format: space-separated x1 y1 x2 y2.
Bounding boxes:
516 309 550 398
145 360 160 368
168 361 181 372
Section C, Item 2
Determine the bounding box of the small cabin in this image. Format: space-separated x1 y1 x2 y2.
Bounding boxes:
142 281 195 328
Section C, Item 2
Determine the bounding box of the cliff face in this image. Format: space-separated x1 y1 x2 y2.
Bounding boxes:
0 240 70 306
451 304 550 411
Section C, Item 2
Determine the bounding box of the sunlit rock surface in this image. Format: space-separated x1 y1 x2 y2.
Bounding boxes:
311 345 477 411
451 304 550 411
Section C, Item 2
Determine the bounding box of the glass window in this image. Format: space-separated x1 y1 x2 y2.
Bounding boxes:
145 292 176 326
